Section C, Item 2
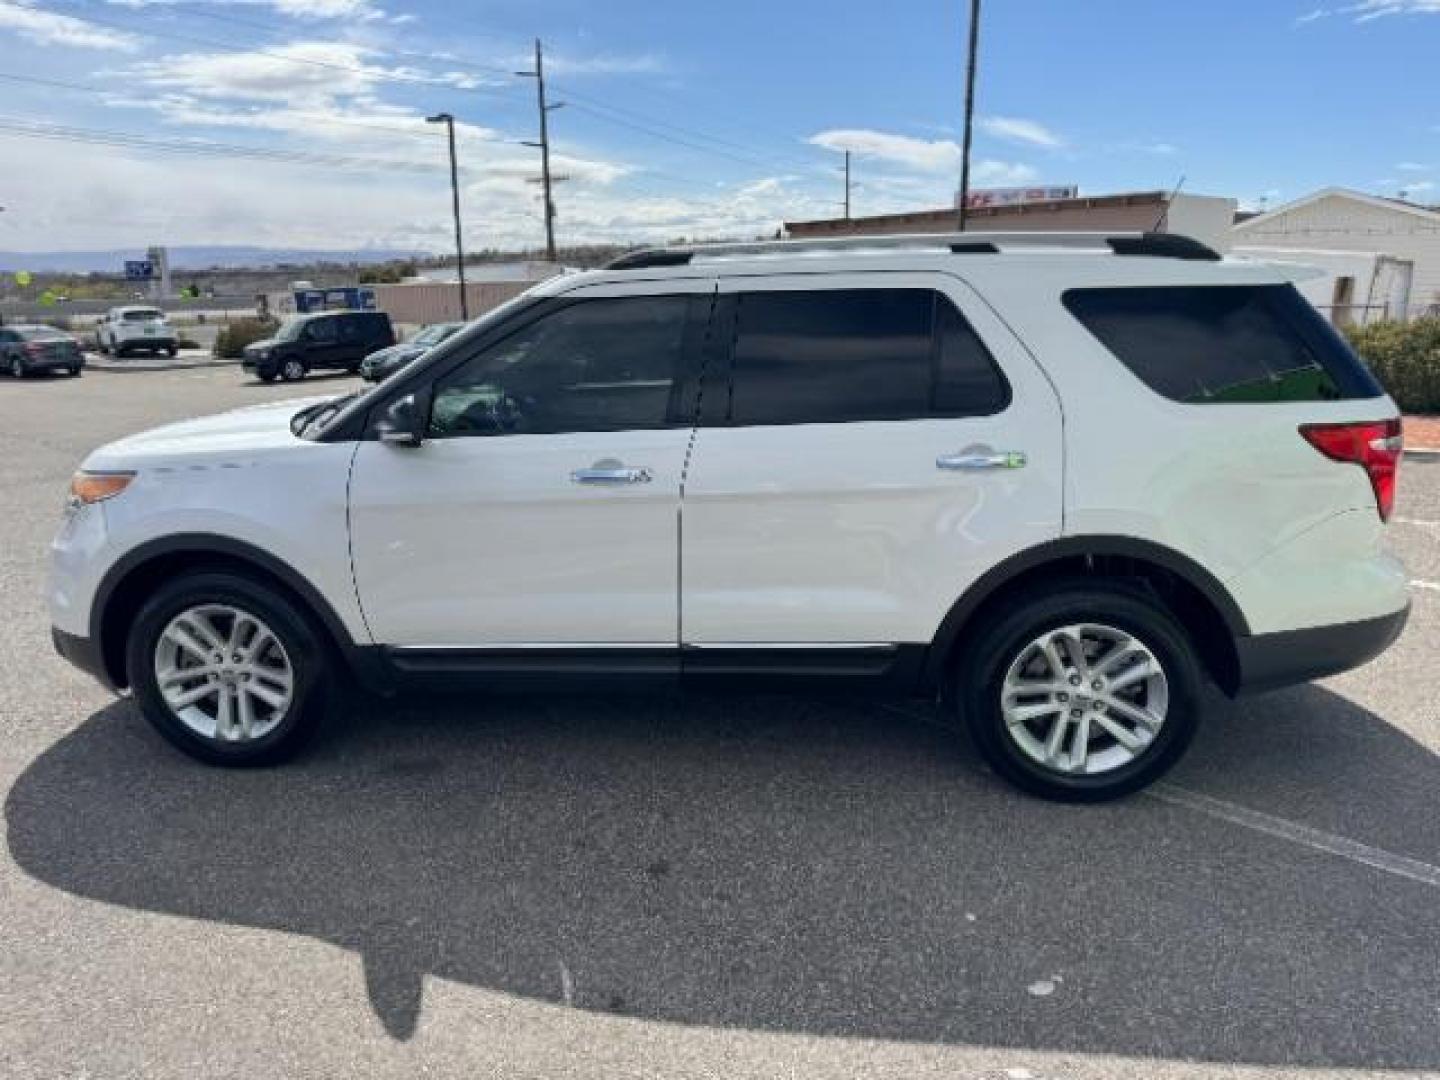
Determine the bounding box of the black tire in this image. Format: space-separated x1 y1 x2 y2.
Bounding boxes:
69 366 82 377
954 579 1202 802
280 358 306 382
9 355 26 378
125 571 331 766
258 371 278 384
166 345 178 357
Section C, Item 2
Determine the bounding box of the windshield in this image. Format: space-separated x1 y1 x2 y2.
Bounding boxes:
412 324 459 347
275 317 314 342
18 327 67 341
122 309 164 322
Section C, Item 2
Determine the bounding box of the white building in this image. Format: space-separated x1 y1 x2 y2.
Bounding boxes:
1231 188 1440 322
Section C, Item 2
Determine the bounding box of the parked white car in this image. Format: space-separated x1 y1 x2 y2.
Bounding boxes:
49 232 1409 800
96 306 177 358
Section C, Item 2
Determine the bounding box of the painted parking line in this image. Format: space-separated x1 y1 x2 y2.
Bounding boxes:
1150 784 1440 890
1394 517 1440 529
1412 580 1440 592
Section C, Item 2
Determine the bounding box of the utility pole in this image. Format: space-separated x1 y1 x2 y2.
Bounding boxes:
844 150 852 220
518 39 563 262
956 0 982 232
425 112 468 319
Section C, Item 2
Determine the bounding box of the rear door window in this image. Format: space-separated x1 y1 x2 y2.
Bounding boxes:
727 288 1009 426
1062 284 1384 403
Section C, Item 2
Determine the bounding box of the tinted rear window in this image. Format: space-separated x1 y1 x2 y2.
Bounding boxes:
1062 284 1384 404
17 327 67 341
729 289 1009 425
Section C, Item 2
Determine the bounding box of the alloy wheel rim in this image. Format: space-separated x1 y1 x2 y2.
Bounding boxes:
283 361 304 380
153 604 294 743
1000 622 1168 776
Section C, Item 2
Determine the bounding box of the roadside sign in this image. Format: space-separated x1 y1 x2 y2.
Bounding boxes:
959 185 1079 209
124 260 155 281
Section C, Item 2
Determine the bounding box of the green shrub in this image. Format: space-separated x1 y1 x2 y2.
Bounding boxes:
1344 318 1440 414
213 318 277 358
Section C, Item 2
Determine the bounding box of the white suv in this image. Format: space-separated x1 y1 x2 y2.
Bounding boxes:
96 306 177 358
48 233 1410 800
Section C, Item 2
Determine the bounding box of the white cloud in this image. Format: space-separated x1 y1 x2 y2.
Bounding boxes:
1298 1 1440 21
0 0 139 50
978 115 1064 150
971 160 1042 186
1401 180 1436 193
808 129 961 172
126 41 492 105
1398 161 1432 171
1350 0 1440 18
0 136 816 250
543 52 671 77
133 42 379 102
105 0 386 19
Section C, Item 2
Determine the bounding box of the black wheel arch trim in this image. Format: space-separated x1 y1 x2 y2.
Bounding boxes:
90 533 389 692
924 535 1251 685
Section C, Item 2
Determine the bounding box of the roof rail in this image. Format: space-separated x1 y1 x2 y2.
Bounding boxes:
604 230 1221 270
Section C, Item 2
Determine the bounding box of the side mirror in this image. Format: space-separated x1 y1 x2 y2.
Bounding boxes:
376 389 429 448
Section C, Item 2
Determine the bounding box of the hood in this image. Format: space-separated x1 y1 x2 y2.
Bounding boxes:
364 343 423 366
243 338 280 354
84 395 337 470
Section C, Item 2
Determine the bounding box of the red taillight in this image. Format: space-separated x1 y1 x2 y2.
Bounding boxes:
23 342 44 355
1300 419 1403 522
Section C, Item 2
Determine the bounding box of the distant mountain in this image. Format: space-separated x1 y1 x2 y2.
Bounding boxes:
0 247 426 273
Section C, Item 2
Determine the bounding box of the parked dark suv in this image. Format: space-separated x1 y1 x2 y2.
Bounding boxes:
242 311 395 382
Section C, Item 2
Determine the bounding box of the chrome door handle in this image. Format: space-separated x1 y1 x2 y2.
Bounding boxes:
571 465 653 485
937 450 1027 471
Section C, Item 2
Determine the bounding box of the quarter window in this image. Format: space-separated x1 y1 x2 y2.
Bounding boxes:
727 289 1008 426
1062 284 1385 404
428 295 694 437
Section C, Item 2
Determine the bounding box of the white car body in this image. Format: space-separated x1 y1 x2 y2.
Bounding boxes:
97 306 176 354
49 232 1411 796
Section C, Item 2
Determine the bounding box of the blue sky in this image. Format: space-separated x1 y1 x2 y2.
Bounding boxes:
0 0 1435 252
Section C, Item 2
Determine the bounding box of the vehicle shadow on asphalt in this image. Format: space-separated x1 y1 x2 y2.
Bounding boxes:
6 685 1440 1068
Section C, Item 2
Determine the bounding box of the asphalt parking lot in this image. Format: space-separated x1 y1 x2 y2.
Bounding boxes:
1 368 1438 1080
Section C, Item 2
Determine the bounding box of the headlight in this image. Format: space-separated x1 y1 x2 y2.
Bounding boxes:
68 471 135 507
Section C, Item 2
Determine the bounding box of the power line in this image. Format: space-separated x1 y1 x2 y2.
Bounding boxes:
0 116 452 174
48 0 832 182
41 3 522 99
0 70 456 143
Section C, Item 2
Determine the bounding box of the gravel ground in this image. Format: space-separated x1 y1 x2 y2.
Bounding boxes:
2 367 1439 1080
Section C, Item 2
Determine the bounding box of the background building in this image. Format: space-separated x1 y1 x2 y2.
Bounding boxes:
786 190 1238 252
1232 188 1440 322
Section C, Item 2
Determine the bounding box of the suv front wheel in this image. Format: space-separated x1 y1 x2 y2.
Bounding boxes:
956 580 1201 802
280 358 307 382
125 571 330 765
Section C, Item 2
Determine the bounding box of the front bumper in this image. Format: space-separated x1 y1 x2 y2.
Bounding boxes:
52 627 117 692
1233 603 1410 695
25 356 84 372
116 337 176 349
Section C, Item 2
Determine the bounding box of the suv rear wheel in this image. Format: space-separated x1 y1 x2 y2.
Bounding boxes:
125 571 330 766
955 580 1201 801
